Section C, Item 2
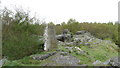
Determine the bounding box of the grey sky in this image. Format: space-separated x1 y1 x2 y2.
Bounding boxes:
0 0 119 24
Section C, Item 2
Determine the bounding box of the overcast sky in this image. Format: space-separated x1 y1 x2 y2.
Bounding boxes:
0 0 119 24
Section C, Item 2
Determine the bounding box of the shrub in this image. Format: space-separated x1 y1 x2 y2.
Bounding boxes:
1 8 44 60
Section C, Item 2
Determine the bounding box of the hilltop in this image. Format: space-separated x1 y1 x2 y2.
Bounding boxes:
2 30 119 66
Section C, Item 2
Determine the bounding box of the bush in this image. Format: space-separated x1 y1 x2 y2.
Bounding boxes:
1 8 44 60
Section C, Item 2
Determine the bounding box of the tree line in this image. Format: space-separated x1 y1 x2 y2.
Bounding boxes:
55 19 119 46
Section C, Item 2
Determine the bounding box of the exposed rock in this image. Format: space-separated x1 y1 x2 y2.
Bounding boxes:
56 34 65 42
102 59 110 65
39 30 119 66
88 38 94 42
65 34 73 42
60 52 69 56
57 41 65 46
93 60 102 65
78 42 83 45
32 52 56 60
76 50 86 55
74 38 81 42
79 64 88 66
104 40 113 44
74 47 83 51
76 30 87 35
62 29 70 34
41 53 80 66
103 56 120 66
56 49 61 51
66 42 74 46
84 43 90 46
56 34 72 42
0 58 7 67
65 47 73 50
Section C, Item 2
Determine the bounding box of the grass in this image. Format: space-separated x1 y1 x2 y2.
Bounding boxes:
3 39 119 66
75 41 118 66
57 39 118 66
3 51 55 66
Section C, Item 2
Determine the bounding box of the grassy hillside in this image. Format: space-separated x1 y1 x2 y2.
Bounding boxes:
1 8 119 66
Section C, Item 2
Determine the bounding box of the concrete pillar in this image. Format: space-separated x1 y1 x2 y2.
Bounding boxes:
44 24 57 51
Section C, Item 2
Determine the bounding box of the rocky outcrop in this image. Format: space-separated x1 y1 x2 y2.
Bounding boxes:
32 52 56 60
56 34 73 42
62 29 70 34
56 30 95 46
93 60 102 65
103 56 120 66
40 52 80 66
56 34 65 42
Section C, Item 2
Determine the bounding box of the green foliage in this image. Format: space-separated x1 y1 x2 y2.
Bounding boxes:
55 19 119 47
1 8 44 60
71 42 118 66
3 51 55 66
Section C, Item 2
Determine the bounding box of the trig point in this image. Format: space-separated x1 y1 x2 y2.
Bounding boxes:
44 23 57 51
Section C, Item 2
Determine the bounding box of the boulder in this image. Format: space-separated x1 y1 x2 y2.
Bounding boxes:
65 34 73 42
56 34 65 42
65 47 73 50
74 38 81 42
62 29 70 34
56 34 72 42
102 59 110 65
57 41 66 46
93 60 102 65
74 47 83 51
32 52 56 60
84 43 90 46
60 52 69 56
76 30 87 35
76 50 86 55
103 56 120 66
109 57 119 66
66 42 74 46
56 49 61 51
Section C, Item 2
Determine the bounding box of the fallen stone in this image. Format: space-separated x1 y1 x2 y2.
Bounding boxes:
93 60 102 65
66 42 74 46
65 47 73 50
60 52 69 56
75 47 83 51
76 30 87 35
102 59 110 65
56 49 61 51
84 43 90 46
76 50 86 55
102 56 120 66
80 64 87 66
108 56 120 66
32 52 56 60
